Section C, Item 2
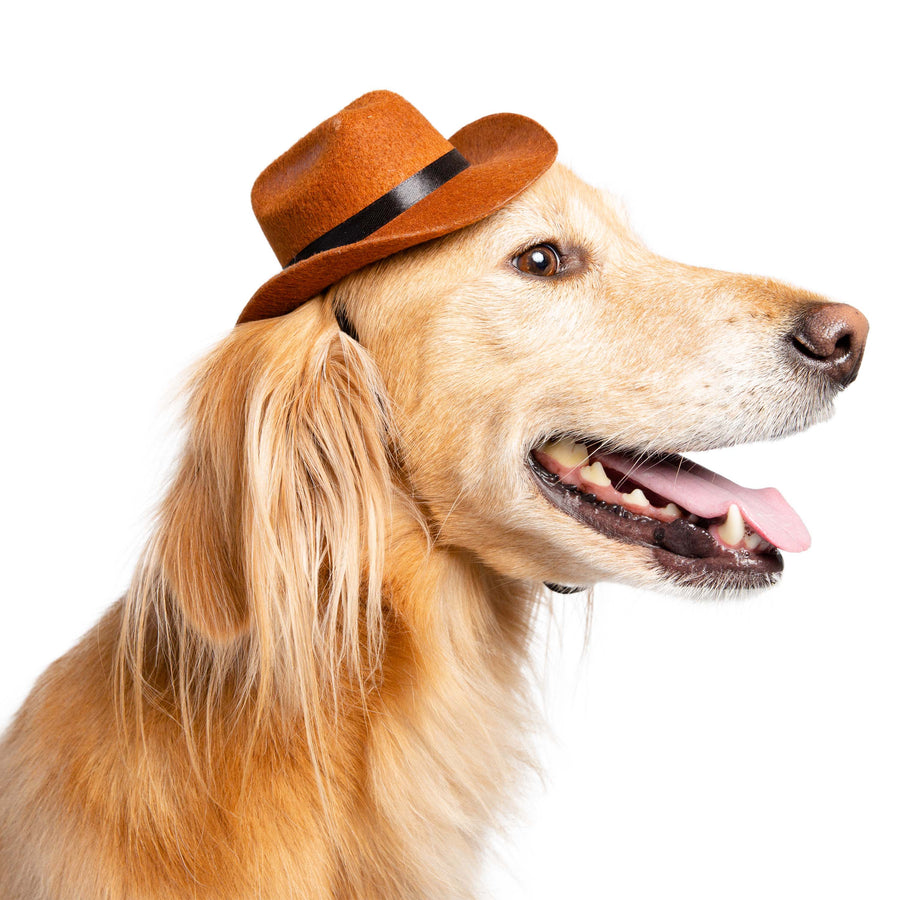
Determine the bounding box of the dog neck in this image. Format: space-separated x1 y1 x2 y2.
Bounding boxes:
350 500 539 893
112 496 540 898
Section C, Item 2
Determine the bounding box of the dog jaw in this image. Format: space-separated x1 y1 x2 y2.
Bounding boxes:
336 164 862 596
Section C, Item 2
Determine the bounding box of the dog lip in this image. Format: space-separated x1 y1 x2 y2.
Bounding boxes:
526 452 784 588
650 542 783 588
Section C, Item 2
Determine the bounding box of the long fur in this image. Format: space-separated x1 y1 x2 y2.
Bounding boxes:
0 164 847 898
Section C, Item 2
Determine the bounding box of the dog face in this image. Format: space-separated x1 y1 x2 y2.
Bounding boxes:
336 163 866 595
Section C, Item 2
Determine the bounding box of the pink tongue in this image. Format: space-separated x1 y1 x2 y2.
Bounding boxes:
599 453 811 552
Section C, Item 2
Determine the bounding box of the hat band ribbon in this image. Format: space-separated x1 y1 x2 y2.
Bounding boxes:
286 148 469 267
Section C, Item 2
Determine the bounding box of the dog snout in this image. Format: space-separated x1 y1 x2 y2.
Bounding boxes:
789 302 869 387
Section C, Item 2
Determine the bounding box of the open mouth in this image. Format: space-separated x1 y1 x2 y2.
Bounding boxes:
528 438 811 590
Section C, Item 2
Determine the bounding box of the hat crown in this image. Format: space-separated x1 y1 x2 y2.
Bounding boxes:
252 91 456 267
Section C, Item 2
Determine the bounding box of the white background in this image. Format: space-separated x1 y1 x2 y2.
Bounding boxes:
2 2 897 898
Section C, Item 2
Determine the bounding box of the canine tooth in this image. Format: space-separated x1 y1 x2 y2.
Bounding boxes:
581 461 611 487
719 503 745 547
543 439 588 469
623 488 649 507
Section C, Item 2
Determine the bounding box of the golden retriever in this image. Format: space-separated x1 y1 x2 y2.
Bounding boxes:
0 163 867 898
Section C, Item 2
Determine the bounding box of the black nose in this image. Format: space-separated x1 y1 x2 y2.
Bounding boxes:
790 302 869 387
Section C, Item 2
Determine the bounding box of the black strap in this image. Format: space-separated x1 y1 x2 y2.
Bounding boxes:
286 148 469 267
333 305 359 342
544 582 585 594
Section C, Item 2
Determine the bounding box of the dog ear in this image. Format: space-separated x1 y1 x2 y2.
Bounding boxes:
143 297 391 702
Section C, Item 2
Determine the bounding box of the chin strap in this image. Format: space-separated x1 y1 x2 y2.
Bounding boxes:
333 302 360 342
544 582 585 594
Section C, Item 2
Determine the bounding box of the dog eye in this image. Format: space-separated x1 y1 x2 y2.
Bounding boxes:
513 244 561 277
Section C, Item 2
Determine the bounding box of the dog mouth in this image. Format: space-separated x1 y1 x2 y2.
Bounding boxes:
528 438 811 590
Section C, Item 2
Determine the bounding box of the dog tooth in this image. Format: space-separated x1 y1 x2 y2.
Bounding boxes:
719 503 745 547
744 531 762 550
623 488 650 507
543 439 588 469
662 503 682 518
581 461 611 487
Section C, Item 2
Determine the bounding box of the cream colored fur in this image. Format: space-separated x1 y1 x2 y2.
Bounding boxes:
0 165 840 898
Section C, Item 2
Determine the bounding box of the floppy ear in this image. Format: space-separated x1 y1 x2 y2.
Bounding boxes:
144 296 391 703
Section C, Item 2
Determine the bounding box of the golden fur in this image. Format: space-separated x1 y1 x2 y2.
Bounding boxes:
0 165 844 898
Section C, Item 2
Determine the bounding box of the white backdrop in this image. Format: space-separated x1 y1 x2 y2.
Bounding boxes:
2 2 897 898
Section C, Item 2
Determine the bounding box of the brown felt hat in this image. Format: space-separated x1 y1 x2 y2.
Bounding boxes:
237 90 557 324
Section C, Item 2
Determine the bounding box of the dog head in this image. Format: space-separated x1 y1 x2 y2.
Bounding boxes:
331 163 867 595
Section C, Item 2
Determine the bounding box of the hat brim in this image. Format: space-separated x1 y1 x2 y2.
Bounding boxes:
236 112 557 324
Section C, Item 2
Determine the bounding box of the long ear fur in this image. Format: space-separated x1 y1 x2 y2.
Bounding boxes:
118 297 391 767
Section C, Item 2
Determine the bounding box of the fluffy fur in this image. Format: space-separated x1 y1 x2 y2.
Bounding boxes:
0 164 849 898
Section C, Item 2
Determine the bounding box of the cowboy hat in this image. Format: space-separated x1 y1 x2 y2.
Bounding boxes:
237 90 557 324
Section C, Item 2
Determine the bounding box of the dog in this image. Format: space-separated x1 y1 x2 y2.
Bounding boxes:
0 94 867 899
